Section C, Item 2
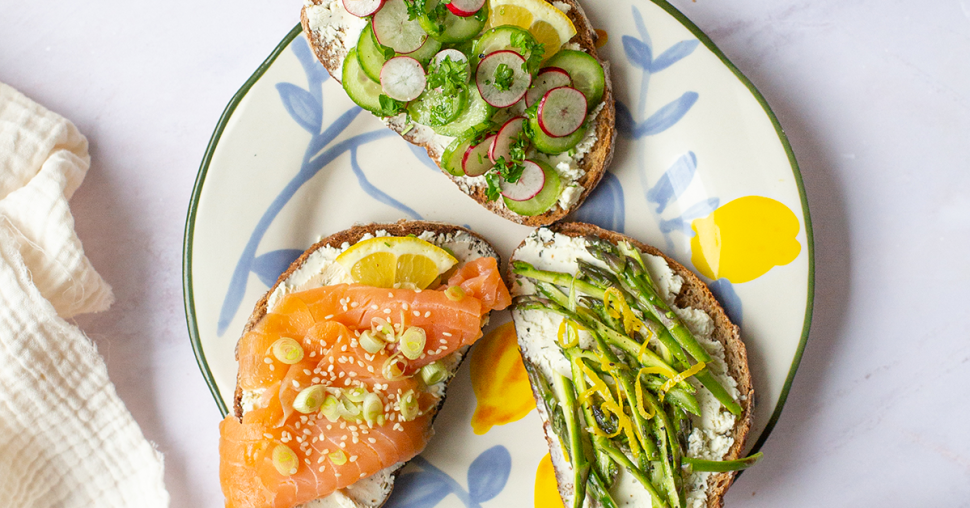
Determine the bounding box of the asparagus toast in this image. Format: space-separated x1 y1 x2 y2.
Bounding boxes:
508 223 756 508
219 221 511 508
301 0 616 225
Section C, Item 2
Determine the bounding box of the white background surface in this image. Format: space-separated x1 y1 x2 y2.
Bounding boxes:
2 0 969 507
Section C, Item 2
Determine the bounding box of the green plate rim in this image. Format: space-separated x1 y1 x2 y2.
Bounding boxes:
183 3 815 453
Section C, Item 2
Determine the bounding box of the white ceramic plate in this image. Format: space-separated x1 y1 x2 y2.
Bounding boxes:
185 0 813 504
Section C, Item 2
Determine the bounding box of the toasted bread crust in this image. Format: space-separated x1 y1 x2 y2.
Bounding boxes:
509 223 754 508
300 0 616 226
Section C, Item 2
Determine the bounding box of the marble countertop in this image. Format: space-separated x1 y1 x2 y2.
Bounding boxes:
2 0 968 506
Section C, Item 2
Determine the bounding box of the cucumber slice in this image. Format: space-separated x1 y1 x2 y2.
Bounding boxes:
357 24 389 82
432 86 494 137
441 126 492 176
528 113 586 154
343 48 384 114
404 36 443 66
472 26 540 69
408 87 468 126
420 0 488 44
503 160 562 216
544 50 606 110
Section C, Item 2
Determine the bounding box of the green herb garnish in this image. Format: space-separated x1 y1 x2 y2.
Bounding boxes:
492 63 515 91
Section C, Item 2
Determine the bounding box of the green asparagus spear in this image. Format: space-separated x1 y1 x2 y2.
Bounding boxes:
683 452 764 472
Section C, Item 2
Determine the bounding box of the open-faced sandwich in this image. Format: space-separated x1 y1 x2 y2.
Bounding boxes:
508 223 758 508
219 221 512 508
300 0 615 225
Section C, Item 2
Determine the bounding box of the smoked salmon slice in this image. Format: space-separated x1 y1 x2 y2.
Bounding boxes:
220 258 510 508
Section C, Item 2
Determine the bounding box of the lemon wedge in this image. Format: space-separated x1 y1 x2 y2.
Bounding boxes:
488 0 577 59
335 236 458 289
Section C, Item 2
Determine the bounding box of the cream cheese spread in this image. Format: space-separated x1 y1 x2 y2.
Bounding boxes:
510 228 739 508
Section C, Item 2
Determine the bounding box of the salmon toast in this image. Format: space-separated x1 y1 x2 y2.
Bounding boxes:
219 221 511 508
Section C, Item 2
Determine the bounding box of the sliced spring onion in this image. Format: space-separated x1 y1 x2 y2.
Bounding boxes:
383 353 408 380
293 385 326 414
271 338 304 364
659 361 706 403
329 450 348 466
420 361 447 385
399 327 427 360
445 285 466 301
320 395 340 422
362 392 384 425
339 396 362 419
272 444 299 476
399 390 419 421
343 387 368 403
359 330 387 354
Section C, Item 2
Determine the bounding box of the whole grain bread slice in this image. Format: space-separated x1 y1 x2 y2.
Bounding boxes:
508 222 754 508
300 0 616 226
229 220 501 508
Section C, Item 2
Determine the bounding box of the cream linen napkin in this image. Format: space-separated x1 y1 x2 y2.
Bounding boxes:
0 83 169 507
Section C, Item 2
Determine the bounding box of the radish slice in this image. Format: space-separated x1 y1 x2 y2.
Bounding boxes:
489 117 527 163
526 67 572 108
432 49 470 81
500 160 546 201
476 50 532 108
381 57 427 102
462 135 496 176
538 87 588 138
446 0 486 16
373 0 427 53
343 0 384 17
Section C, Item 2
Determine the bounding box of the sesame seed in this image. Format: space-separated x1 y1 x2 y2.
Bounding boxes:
442 332 452 337
360 473 367 478
305 458 311 465
324 314 334 320
318 456 326 463
368 438 376 444
292 380 300 388
350 455 358 462
440 339 448 344
371 304 379 310
339 442 347 448
413 311 421 317
319 466 326 472
303 369 312 375
263 433 273 439
269 365 275 371
263 357 272 364
425 312 431 318
351 302 359 308
402 303 409 310
384 309 391 314
312 377 320 383
388 292 394 298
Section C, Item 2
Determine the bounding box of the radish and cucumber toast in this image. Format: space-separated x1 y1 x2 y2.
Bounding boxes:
301 0 615 226
508 223 758 508
219 221 512 508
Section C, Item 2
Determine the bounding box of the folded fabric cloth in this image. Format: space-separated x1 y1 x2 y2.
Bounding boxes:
0 83 169 507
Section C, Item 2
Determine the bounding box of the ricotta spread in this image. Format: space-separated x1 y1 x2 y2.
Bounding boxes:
510 228 739 508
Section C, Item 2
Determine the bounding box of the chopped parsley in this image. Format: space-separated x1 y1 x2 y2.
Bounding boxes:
378 94 407 117
484 133 532 201
510 31 545 72
492 64 515 91
406 0 448 34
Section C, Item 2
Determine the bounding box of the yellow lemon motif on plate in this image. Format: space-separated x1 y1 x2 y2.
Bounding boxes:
690 196 801 284
469 322 536 435
534 453 565 508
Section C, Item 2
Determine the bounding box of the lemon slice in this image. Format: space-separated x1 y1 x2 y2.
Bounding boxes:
488 0 577 59
335 236 458 289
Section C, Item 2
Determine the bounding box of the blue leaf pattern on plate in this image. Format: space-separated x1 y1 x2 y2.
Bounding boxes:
622 35 652 71
708 278 743 326
408 143 441 172
252 249 304 287
467 446 512 503
276 82 322 134
646 151 697 213
386 448 511 508
573 171 625 233
619 92 698 139
351 146 423 219
217 37 409 335
658 197 719 236
650 40 700 73
386 471 453 508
